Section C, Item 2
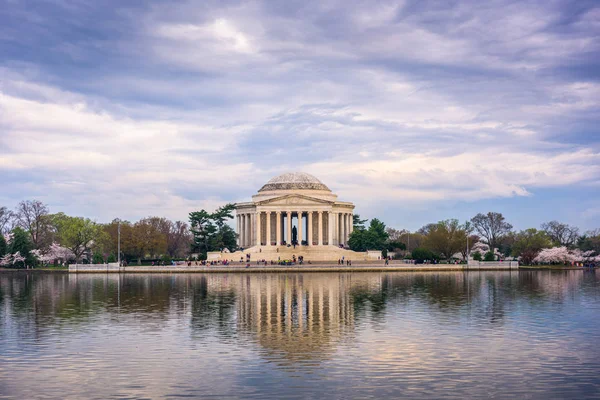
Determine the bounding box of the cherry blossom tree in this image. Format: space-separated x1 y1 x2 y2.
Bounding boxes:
534 247 575 264
30 243 75 265
0 251 26 267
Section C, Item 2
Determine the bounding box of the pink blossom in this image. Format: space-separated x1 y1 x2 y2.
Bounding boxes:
534 247 577 264
0 251 25 266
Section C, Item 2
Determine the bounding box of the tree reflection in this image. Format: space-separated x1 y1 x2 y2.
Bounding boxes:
1 270 597 359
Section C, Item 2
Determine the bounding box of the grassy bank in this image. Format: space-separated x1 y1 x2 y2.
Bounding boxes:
519 265 583 270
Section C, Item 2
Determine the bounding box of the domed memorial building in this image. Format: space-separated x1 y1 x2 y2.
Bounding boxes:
214 172 376 262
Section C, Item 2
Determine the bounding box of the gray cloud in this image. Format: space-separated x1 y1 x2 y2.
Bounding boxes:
0 0 598 229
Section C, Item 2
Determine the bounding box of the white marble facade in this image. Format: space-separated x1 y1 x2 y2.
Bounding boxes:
235 173 354 248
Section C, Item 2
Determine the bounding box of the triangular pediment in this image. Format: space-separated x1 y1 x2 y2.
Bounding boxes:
256 194 333 206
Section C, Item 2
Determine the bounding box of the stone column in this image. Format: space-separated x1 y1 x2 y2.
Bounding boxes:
276 212 282 246
240 214 244 247
342 213 348 244
333 212 338 245
298 211 303 245
340 213 344 245
286 211 292 245
256 211 261 246
236 215 240 247
317 211 323 246
328 211 334 246
341 213 346 245
307 211 313 246
247 213 252 247
266 211 272 246
349 213 354 235
346 213 351 242
240 214 245 247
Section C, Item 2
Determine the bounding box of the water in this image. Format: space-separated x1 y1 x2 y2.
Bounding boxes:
1 271 599 399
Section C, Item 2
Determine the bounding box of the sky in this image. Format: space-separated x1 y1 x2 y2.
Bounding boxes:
0 0 599 232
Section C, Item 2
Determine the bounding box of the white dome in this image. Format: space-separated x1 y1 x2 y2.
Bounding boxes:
259 172 331 192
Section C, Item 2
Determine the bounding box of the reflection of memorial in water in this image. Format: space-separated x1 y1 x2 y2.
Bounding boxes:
236 274 378 360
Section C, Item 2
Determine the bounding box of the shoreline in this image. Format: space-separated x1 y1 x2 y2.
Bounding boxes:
1 265 588 274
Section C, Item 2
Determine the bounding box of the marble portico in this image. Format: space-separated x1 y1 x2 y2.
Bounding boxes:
236 173 354 248
215 172 373 262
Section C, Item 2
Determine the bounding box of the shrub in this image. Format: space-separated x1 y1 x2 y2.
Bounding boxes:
411 248 438 264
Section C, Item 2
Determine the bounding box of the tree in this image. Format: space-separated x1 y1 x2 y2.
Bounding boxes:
541 221 579 248
577 230 600 255
386 228 404 241
484 251 496 261
460 234 480 261
189 203 237 259
534 247 576 264
353 214 368 231
54 214 102 263
5 227 35 268
511 228 552 265
348 218 389 252
39 243 75 265
190 210 217 257
497 231 517 258
470 212 513 251
0 206 15 235
14 200 52 249
472 251 483 261
421 219 467 259
411 248 438 264
130 218 168 264
0 233 6 258
163 220 192 258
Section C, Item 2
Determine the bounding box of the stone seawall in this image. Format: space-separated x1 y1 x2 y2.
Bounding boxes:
466 261 519 270
69 262 520 273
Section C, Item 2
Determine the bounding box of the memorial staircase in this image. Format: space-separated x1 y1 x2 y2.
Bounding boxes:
213 245 371 262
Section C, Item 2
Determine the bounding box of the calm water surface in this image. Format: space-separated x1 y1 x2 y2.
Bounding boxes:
1 271 599 399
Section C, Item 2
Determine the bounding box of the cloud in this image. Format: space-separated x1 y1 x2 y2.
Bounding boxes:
0 0 599 229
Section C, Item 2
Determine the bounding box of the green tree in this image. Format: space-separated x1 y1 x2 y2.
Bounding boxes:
54 214 102 263
133 218 168 262
353 214 368 230
92 252 104 264
0 233 6 258
348 218 389 252
484 251 496 261
472 251 483 261
421 219 467 259
8 227 35 267
189 203 237 260
411 247 438 264
576 230 600 254
511 228 552 265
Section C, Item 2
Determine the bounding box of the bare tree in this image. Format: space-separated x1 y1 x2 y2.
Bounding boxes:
540 221 579 248
166 220 192 258
0 206 16 235
470 212 513 252
386 227 407 241
15 200 50 249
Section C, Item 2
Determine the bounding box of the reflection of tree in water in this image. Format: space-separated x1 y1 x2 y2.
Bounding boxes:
189 275 237 336
2 270 596 353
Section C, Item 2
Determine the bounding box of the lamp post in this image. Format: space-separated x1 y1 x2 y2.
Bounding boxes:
117 219 121 266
